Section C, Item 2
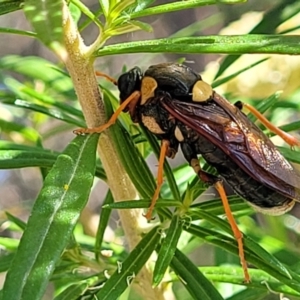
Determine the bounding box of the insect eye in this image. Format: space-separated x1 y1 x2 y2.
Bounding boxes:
118 67 142 102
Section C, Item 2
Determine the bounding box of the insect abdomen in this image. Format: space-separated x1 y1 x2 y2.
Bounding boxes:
181 126 295 215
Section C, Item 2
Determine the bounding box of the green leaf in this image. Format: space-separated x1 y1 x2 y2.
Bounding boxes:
0 150 56 169
96 35 300 57
0 27 35 37
130 0 246 19
108 0 135 22
125 20 153 33
68 1 81 24
11 83 82 117
54 283 89 300
277 120 300 134
244 237 292 280
54 280 97 300
164 163 195 198
0 143 106 180
96 226 161 299
127 0 155 13
98 0 109 18
0 237 19 251
0 141 47 151
95 190 113 261
105 21 148 36
0 253 14 273
212 58 269 88
0 55 73 94
70 0 102 28
191 209 292 279
201 267 300 297
171 249 224 300
0 119 40 142
246 93 281 123
192 196 250 215
185 223 300 294
5 212 26 230
24 0 64 53
103 199 182 210
226 289 267 300
215 0 300 78
153 214 183 286
170 13 223 38
0 0 24 15
2 134 99 300
0 98 84 127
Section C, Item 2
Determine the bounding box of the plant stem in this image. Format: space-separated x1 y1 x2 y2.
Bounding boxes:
60 2 164 299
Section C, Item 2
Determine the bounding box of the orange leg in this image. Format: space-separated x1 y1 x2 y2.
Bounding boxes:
214 181 250 283
95 71 118 86
73 91 141 135
144 140 169 221
242 102 300 148
190 158 250 283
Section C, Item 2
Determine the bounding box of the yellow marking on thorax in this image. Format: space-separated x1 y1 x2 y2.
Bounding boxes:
141 115 165 134
192 80 213 102
141 76 158 105
174 126 184 141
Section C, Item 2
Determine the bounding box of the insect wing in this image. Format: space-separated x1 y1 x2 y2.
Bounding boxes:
212 93 300 190
162 95 300 201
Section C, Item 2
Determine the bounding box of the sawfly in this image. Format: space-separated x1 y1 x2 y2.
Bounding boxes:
74 63 300 282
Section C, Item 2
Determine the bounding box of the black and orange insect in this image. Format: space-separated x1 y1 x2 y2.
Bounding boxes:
74 63 300 282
